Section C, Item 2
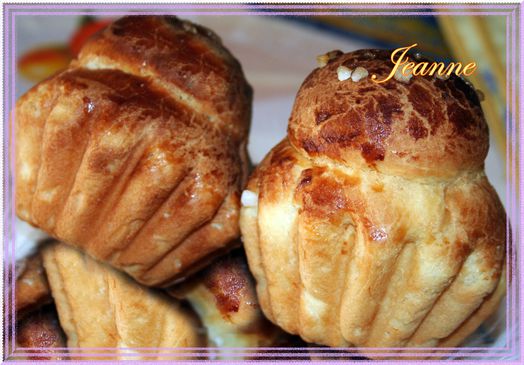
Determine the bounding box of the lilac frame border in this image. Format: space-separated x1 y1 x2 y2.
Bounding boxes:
2 2 521 363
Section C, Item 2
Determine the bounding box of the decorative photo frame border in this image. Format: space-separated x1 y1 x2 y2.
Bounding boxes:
2 3 521 363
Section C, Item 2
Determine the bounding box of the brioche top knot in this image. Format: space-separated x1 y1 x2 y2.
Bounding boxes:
288 49 488 179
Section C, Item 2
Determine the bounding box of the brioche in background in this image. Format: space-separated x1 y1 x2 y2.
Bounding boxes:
15 15 252 287
15 252 52 318
169 248 296 357
240 49 506 350
14 306 67 361
42 242 205 360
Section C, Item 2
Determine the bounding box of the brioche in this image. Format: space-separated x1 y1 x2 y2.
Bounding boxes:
15 252 51 318
15 16 252 287
14 306 67 360
42 242 205 360
169 248 293 357
240 49 506 350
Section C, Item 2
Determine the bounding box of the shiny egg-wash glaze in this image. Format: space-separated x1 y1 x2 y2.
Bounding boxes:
169 248 296 355
240 50 506 350
15 16 252 287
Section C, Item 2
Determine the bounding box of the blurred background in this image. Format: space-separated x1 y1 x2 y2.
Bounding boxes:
13 9 509 352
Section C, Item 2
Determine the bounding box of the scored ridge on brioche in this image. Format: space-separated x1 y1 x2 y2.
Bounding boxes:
42 242 205 359
78 16 251 140
15 16 252 287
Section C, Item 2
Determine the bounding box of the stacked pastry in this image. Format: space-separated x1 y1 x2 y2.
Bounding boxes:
15 252 52 318
13 15 506 360
13 242 294 360
13 16 300 359
13 252 65 361
15 306 66 361
42 242 205 360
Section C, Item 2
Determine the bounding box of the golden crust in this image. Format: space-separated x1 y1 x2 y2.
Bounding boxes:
15 16 252 287
241 139 506 348
78 16 251 141
15 252 52 318
289 49 488 178
14 306 67 361
42 242 205 360
240 49 506 350
169 248 293 354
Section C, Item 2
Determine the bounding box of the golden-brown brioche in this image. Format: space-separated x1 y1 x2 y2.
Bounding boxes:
240 49 506 350
15 16 252 287
169 248 293 357
15 252 52 318
14 306 67 361
42 242 205 360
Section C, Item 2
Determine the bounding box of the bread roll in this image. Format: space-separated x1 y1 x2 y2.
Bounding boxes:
14 306 67 361
15 16 252 287
15 252 51 318
169 248 294 357
42 242 205 360
240 49 506 350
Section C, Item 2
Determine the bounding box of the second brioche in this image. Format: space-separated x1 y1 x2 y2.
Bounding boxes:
15 16 252 287
42 242 205 360
169 248 293 355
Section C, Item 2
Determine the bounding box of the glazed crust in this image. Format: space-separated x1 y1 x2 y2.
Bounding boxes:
14 306 67 361
240 49 506 350
15 16 252 287
289 49 488 178
42 242 205 360
169 248 292 354
241 139 506 349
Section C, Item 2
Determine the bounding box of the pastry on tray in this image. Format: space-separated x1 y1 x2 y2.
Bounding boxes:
239 49 507 350
42 242 205 360
169 247 297 358
15 15 252 287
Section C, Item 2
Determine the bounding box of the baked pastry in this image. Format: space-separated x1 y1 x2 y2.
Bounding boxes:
240 49 506 349
15 252 52 318
169 247 293 357
15 15 252 287
14 306 67 361
42 242 205 360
